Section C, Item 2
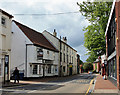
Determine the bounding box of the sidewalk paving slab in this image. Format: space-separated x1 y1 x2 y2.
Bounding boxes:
93 75 119 94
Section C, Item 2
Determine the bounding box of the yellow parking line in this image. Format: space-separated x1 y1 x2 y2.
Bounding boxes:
85 79 94 95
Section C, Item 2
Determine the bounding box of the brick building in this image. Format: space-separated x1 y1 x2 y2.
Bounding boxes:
105 0 120 89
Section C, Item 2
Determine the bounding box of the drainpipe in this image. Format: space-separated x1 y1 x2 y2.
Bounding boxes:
25 44 27 78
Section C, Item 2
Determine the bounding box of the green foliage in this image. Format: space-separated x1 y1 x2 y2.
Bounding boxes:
92 70 96 73
83 62 93 72
77 1 112 62
79 59 83 65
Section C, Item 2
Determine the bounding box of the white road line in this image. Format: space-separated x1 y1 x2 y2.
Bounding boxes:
27 90 37 93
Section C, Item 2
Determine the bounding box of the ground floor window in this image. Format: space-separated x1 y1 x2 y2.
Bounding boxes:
31 64 42 75
108 57 117 79
55 66 57 73
33 65 37 74
48 65 51 74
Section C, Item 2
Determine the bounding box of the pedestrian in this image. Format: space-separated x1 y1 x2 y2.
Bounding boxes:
13 67 19 83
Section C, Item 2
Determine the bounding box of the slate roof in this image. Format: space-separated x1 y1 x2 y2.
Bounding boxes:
13 20 59 52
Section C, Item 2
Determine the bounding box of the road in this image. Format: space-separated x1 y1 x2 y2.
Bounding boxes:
1 73 95 94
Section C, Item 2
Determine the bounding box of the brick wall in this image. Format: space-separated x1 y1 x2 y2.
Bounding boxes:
115 1 120 89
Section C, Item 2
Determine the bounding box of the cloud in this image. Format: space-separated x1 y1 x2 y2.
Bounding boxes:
0 0 89 62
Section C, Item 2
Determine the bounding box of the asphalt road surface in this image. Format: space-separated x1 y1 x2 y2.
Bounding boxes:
1 73 95 95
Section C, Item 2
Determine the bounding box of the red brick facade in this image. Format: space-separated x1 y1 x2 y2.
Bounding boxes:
115 1 120 89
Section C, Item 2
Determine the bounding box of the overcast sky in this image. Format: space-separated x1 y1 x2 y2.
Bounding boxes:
0 0 90 62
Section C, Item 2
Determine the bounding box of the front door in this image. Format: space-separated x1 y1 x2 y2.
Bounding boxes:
69 67 72 76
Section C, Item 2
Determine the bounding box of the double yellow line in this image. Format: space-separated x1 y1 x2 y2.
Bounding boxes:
85 79 94 95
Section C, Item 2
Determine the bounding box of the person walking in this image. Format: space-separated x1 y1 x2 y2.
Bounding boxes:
13 67 19 83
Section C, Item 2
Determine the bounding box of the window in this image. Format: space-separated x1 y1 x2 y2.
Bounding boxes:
33 65 37 74
60 52 62 62
64 53 65 62
70 55 71 63
63 66 65 72
1 17 6 25
48 65 51 73
37 48 43 60
64 44 65 51
39 65 41 74
72 57 73 63
55 66 58 73
47 51 49 54
67 55 68 63
67 47 68 52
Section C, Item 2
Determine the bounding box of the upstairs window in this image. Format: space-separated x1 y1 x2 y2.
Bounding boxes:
1 17 6 26
37 48 43 60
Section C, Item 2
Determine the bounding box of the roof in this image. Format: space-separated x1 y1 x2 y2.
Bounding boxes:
43 30 77 52
13 20 59 52
105 0 116 36
0 9 13 18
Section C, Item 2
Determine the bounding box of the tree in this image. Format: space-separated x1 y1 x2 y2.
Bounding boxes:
83 62 93 72
79 59 83 65
77 1 112 62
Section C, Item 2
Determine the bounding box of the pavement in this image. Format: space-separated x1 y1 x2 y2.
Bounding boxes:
92 74 119 94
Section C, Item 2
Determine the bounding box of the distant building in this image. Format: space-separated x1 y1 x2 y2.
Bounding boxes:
105 0 120 89
0 9 13 83
42 30 77 76
11 21 59 78
93 57 101 73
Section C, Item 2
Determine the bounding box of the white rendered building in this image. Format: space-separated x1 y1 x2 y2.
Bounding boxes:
11 21 59 78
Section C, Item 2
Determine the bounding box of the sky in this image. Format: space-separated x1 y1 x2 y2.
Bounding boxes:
0 0 90 62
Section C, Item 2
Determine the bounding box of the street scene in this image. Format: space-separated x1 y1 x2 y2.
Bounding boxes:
0 0 120 95
2 74 95 94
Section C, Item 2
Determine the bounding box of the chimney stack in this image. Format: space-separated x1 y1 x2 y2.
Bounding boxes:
53 29 57 37
62 37 67 43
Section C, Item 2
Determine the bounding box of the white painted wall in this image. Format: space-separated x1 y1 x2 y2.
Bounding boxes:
0 12 12 81
11 22 32 77
42 31 77 76
42 31 59 75
11 23 58 77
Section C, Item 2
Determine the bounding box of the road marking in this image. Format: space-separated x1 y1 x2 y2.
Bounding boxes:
27 90 37 93
85 79 94 95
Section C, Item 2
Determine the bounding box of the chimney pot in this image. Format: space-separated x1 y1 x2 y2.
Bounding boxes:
53 29 57 37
